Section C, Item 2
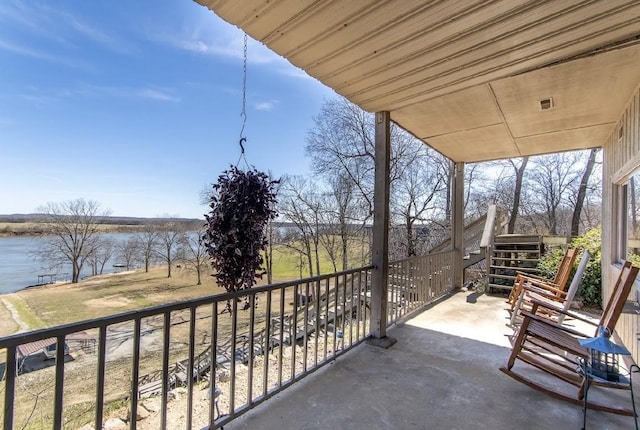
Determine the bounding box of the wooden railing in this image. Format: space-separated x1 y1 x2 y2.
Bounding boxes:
387 251 456 325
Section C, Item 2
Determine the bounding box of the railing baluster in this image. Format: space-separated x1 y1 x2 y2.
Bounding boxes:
405 260 410 314
303 282 309 373
130 319 141 430
209 303 218 427
187 307 196 430
341 273 347 349
364 270 369 335
349 274 354 346
161 311 171 430
53 335 66 430
263 291 272 398
438 255 442 297
400 262 404 313
391 263 396 323
428 256 433 300
333 276 338 357
247 294 255 406
421 256 426 305
390 263 395 324
356 270 362 341
277 286 285 388
324 277 330 361
95 325 107 430
440 255 444 294
396 262 401 320
230 299 238 416
314 279 320 367
291 283 298 381
4 345 16 430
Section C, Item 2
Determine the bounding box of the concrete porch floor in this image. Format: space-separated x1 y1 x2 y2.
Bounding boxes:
225 291 637 429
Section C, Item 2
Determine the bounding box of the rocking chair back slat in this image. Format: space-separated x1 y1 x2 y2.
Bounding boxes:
600 261 638 335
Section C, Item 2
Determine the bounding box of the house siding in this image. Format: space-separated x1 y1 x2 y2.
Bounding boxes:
603 85 640 363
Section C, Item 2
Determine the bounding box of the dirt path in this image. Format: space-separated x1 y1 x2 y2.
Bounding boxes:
1 296 30 333
0 297 19 337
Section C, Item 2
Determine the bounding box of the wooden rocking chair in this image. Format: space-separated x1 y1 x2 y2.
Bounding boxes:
509 250 590 327
506 247 579 312
500 261 639 415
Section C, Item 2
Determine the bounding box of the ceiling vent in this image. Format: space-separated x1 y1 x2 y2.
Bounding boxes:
539 97 554 111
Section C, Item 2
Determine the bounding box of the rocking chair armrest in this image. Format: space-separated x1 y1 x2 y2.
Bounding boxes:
515 272 547 282
519 308 591 338
522 280 565 296
523 288 565 303
528 298 598 328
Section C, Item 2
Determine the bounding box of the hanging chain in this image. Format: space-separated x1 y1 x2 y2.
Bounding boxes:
237 33 248 168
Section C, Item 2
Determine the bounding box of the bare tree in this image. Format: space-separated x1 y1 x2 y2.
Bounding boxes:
528 152 583 235
305 97 425 223
305 99 375 218
86 237 115 276
265 217 282 284
319 172 363 271
278 176 322 278
391 146 446 257
570 148 599 237
155 219 186 278
264 173 282 284
444 160 453 220
117 237 139 270
462 162 489 220
36 199 111 283
179 230 208 285
505 157 530 234
135 226 159 272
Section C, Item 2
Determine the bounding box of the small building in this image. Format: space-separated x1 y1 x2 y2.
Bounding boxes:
16 338 69 372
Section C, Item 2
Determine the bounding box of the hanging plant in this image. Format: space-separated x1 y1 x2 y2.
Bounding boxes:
202 165 278 311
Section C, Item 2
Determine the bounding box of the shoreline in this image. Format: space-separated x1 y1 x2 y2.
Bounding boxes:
1 267 144 297
0 265 223 334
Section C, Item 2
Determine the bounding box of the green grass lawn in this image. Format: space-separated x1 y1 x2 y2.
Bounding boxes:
270 241 369 278
4 241 370 332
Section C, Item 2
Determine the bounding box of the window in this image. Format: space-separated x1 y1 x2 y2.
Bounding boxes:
627 172 640 266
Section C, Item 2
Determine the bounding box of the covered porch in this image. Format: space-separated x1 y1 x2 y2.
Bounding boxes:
3 2 640 429
196 0 640 363
225 291 636 429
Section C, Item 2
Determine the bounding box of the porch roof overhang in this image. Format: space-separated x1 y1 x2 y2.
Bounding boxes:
196 0 640 163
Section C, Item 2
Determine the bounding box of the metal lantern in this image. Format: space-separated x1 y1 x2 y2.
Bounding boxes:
579 326 631 382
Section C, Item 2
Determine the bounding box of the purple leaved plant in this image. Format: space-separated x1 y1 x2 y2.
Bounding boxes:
203 166 278 313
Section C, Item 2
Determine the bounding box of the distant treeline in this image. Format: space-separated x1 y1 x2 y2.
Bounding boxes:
0 213 202 225
0 214 203 237
0 214 370 237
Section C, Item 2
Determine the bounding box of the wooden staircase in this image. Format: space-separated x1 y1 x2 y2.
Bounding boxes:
429 212 489 273
487 234 542 293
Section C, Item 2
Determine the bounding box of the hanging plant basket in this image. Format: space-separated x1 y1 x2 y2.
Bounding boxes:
202 166 278 310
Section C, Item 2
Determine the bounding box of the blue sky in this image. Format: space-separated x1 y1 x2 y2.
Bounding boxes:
0 0 335 218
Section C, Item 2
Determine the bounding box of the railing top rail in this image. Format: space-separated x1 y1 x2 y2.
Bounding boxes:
479 205 498 248
428 212 488 253
391 250 455 265
0 264 374 348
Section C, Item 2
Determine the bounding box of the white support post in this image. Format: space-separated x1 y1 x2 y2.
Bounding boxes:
369 111 396 348
453 161 465 288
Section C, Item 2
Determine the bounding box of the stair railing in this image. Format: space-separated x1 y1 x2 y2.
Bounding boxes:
479 204 506 279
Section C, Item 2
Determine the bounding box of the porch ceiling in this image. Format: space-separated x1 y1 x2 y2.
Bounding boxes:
196 0 640 162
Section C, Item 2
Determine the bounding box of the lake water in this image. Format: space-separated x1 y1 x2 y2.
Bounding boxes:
0 234 134 295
